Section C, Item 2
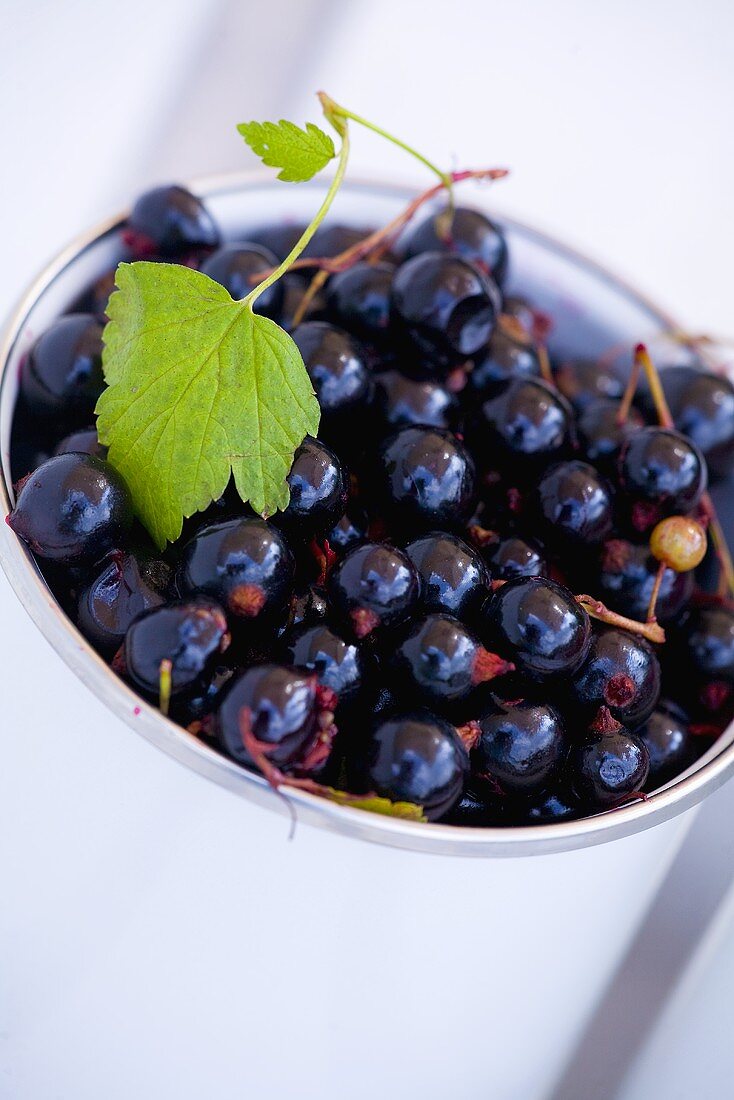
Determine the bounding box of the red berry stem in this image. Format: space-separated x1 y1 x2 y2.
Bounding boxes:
633 343 674 429
646 561 666 623
615 348 643 425
574 594 666 644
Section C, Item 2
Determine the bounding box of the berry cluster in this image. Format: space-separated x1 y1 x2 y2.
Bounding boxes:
8 183 734 826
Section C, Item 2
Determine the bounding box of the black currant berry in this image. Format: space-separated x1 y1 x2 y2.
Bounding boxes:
371 370 459 434
571 708 649 810
577 398 644 476
125 184 219 257
281 621 371 709
618 427 707 523
200 242 282 316
179 517 294 624
636 700 690 787
326 506 368 556
570 626 661 727
393 613 513 710
326 261 394 342
120 598 230 700
77 549 171 657
536 460 614 547
470 378 574 473
662 367 734 479
519 788 580 825
477 532 547 581
554 359 624 411
391 251 499 367
406 530 489 619
466 328 540 398
673 606 734 682
402 205 508 285
373 426 476 530
440 785 510 826
328 542 420 638
291 321 370 433
53 427 107 460
472 698 567 797
20 314 104 422
484 576 591 677
352 709 468 820
280 436 348 536
9 453 133 565
216 664 334 772
598 538 693 623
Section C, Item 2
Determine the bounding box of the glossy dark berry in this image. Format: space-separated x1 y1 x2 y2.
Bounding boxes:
328 542 419 638
406 531 489 619
373 427 476 530
288 585 329 628
484 576 591 677
577 398 644 475
9 453 133 565
570 626 661 726
371 370 459 433
353 709 468 820
53 427 107 460
174 664 236 728
393 613 512 710
402 206 508 285
326 261 394 342
661 367 734 479
200 242 282 316
278 271 328 329
326 506 368 556
281 621 370 708
598 539 693 623
571 711 649 810
77 549 171 657
536 460 614 547
467 328 540 398
472 698 567 797
637 700 690 787
391 251 499 367
519 788 580 825
441 785 509 826
179 517 294 624
125 184 219 257
674 606 734 682
120 599 230 700
554 359 624 411
618 427 707 520
478 533 547 581
280 436 348 536
20 314 104 422
216 664 329 770
291 321 370 430
470 378 574 473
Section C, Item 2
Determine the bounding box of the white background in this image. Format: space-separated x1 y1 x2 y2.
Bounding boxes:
1 0 733 1095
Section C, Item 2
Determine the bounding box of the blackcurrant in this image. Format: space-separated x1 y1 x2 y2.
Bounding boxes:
326 506 368 556
9 453 133 565
53 427 107 460
328 542 420 638
618 427 707 523
570 626 661 726
470 378 574 473
406 530 489 619
663 367 734 479
178 517 294 624
391 251 500 367
478 533 547 581
636 700 690 787
554 359 624 411
125 184 219 257
597 538 693 623
577 398 644 476
279 436 348 536
291 321 370 434
571 709 649 810
466 328 540 398
673 606 734 682
402 205 508 285
120 598 230 700
281 621 371 709
20 314 104 423
326 261 394 342
373 426 476 530
472 698 567 797
351 709 468 820
484 576 591 677
200 242 282 316
77 548 172 657
518 787 580 825
392 613 512 710
371 370 459 433
535 460 614 547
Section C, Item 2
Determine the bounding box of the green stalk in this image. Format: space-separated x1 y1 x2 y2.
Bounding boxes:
244 122 351 308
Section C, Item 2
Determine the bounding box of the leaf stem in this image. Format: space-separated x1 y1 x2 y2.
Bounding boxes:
318 91 454 209
244 122 351 308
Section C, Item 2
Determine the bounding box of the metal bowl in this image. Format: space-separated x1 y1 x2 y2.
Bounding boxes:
1 171 732 856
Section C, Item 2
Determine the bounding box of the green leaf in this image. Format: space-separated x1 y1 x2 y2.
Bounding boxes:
324 788 427 822
237 119 336 182
96 262 320 548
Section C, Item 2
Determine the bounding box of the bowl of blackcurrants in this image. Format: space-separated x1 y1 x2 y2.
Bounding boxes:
3 173 734 854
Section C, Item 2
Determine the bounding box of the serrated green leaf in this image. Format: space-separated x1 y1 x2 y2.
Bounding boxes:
96 262 320 548
324 788 427 822
237 119 336 182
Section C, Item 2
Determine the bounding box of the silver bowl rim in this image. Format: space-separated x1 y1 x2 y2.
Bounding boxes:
1 169 732 859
